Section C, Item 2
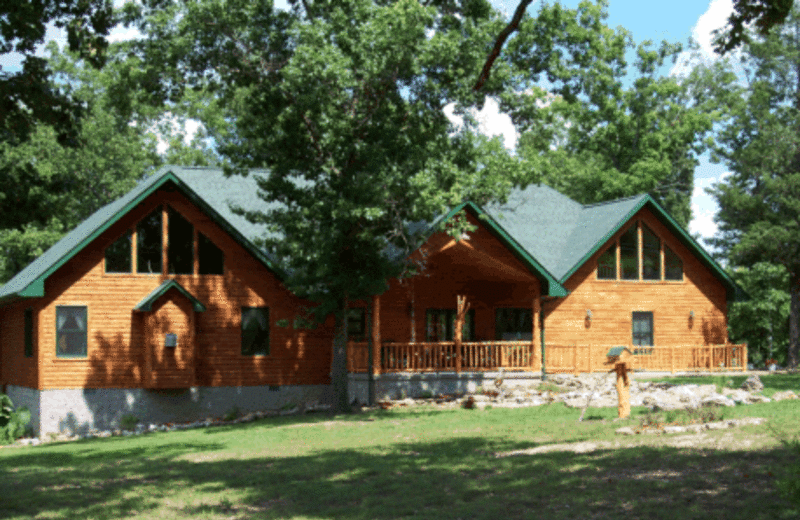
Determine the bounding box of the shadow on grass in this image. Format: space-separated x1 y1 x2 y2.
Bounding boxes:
1 429 798 520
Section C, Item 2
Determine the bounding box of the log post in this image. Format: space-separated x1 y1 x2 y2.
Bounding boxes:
572 344 578 375
533 296 540 370
371 295 381 375
671 344 675 374
615 363 631 419
454 295 470 372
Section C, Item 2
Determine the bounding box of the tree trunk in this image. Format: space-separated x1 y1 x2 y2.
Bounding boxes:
331 298 352 413
790 278 800 369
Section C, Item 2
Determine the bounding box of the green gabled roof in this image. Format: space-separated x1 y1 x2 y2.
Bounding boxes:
0 166 282 304
134 280 207 312
428 201 568 297
486 185 739 300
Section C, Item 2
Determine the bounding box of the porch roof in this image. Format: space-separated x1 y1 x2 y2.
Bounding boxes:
134 280 207 313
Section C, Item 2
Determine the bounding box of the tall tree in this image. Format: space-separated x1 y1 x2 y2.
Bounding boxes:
501 0 722 227
0 44 165 282
714 0 795 54
126 0 514 412
708 6 800 368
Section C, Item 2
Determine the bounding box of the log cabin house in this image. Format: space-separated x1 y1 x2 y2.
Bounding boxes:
0 166 744 434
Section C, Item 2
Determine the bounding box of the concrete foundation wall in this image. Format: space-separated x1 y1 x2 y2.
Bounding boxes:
5 385 40 434
349 371 543 403
19 384 331 435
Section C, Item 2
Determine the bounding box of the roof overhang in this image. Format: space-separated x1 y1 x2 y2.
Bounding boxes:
134 279 207 312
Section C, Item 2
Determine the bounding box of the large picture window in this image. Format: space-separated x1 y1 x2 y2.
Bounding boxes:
665 245 683 281
241 307 269 356
597 245 616 280
198 232 224 275
168 208 194 275
137 208 162 274
105 231 132 273
425 309 475 342
495 308 532 341
642 224 660 280
56 306 87 358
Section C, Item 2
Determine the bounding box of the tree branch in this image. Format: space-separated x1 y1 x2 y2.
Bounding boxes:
473 0 534 91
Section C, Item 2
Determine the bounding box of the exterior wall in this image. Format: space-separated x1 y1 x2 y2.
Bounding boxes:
0 304 38 389
145 290 195 387
349 371 541 402
362 211 542 345
545 207 729 348
32 187 333 391
18 384 331 435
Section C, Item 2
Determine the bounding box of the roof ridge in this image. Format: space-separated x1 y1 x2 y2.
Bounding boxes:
581 193 647 209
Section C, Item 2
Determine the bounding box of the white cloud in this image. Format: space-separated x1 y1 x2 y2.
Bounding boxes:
445 97 518 151
689 172 731 240
671 0 734 76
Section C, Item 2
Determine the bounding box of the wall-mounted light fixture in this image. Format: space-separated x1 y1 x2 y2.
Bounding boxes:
689 310 695 319
586 309 593 321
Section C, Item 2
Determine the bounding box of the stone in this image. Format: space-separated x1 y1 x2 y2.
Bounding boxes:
771 390 798 401
741 374 764 392
700 395 736 407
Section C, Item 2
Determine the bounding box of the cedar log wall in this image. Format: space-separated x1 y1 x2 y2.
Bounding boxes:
544 207 728 347
1 187 334 391
355 211 542 345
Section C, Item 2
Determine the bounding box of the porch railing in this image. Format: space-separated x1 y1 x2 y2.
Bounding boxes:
347 341 747 374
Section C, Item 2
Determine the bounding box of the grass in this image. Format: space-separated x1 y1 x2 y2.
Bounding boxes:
1 377 799 519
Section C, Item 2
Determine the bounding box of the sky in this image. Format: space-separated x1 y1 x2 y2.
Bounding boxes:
1 0 736 244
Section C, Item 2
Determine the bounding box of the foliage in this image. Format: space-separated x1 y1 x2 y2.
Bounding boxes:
714 0 795 54
125 0 517 412
0 394 31 444
0 0 118 146
728 263 790 366
707 7 800 368
119 414 140 432
502 0 721 227
777 435 800 508
0 44 165 283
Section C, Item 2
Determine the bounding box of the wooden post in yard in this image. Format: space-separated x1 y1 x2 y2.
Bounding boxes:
532 296 539 370
454 295 470 372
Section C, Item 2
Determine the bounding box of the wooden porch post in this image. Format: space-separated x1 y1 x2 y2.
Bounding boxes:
533 296 540 371
371 294 381 375
454 295 469 372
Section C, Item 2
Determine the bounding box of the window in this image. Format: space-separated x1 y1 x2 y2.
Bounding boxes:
105 231 132 273
425 309 475 342
198 232 224 275
56 306 87 358
495 308 533 340
347 308 366 341
241 307 269 356
24 308 33 357
168 208 194 274
137 208 162 273
665 245 683 281
642 224 660 280
620 226 639 280
597 245 616 280
632 311 653 348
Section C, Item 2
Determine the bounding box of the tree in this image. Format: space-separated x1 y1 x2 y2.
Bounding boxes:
0 43 165 282
1 0 116 145
714 0 795 54
707 6 800 369
501 0 723 227
728 263 790 366
126 0 514 412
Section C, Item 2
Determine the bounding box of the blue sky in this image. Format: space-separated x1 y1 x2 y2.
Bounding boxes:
1 0 734 243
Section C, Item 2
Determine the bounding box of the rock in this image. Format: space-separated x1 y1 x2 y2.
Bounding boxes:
616 426 637 435
771 390 798 401
741 374 764 392
700 394 736 407
745 394 771 404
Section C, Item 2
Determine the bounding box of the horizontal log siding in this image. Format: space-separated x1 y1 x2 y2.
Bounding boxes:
544 207 728 349
0 303 38 388
34 188 333 390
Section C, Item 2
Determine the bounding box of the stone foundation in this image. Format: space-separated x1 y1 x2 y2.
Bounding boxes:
348 371 543 403
8 384 332 435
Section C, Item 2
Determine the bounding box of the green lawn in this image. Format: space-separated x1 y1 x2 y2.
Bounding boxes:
1 377 799 519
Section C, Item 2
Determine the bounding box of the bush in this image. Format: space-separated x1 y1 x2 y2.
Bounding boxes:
119 414 139 431
0 394 31 444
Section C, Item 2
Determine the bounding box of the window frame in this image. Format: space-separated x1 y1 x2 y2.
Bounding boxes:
494 308 533 341
104 231 133 273
596 220 684 284
56 305 88 359
24 308 33 357
425 308 475 342
632 311 654 351
136 208 163 274
241 307 270 356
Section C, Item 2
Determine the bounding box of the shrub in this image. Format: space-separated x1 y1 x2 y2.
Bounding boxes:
119 414 139 431
223 406 241 422
0 394 31 444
